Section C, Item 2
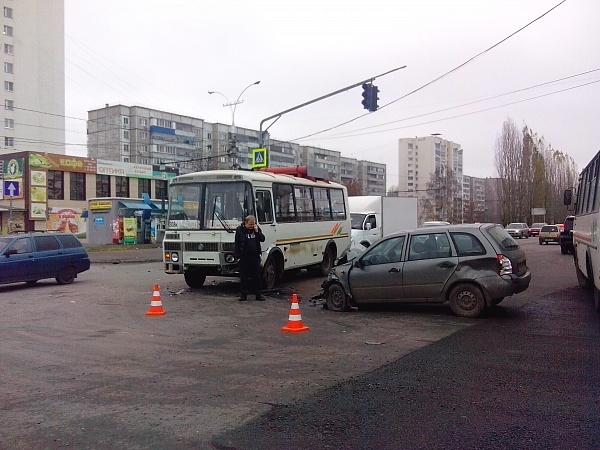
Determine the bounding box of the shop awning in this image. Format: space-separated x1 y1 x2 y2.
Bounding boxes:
118 201 152 210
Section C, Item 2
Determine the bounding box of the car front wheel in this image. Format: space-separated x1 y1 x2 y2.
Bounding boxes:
326 283 350 312
449 283 485 318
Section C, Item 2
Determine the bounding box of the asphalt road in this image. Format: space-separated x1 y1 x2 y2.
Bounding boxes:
2 238 597 449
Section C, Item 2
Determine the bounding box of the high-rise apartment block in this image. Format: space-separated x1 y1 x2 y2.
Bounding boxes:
1 1 65 156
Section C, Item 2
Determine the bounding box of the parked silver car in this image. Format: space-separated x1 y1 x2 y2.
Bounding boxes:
505 222 530 239
318 223 531 318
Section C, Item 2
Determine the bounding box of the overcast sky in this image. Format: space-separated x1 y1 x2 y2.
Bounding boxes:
64 0 600 186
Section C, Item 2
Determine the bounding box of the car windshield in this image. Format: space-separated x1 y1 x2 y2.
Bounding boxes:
507 223 524 229
531 223 545 228
0 237 11 253
487 225 519 249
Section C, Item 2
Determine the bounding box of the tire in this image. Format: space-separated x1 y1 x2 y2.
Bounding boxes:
576 262 591 289
448 283 485 318
184 270 206 288
261 255 278 290
56 266 77 285
318 247 334 276
594 285 600 313
326 283 350 312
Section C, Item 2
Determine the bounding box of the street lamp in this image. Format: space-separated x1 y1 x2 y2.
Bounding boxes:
208 80 260 128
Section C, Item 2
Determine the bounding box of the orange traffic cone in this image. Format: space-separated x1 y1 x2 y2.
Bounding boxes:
146 284 166 316
281 293 309 333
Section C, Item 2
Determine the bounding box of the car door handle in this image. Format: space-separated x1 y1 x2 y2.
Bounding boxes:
438 262 455 269
389 267 401 273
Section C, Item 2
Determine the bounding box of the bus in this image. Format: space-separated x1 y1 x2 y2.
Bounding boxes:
564 149 600 310
162 167 351 289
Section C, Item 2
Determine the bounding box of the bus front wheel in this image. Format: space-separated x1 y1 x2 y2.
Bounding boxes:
184 270 206 288
262 255 279 290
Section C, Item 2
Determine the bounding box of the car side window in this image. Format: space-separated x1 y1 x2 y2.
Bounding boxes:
361 236 405 266
33 235 60 251
450 232 486 256
8 237 33 254
409 233 450 260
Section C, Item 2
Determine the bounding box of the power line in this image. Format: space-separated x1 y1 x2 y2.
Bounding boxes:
290 0 568 142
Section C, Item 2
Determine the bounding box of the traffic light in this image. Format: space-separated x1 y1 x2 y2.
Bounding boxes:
361 83 372 111
361 83 379 112
370 84 379 111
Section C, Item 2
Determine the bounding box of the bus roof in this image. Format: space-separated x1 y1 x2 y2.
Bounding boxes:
170 169 346 188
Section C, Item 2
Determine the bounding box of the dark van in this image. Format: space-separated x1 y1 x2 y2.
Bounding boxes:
0 233 90 285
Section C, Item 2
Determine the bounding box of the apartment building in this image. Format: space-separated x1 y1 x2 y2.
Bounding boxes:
1 1 65 156
463 175 486 223
397 136 464 222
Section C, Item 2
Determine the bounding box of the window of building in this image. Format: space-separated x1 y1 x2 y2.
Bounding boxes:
3 7 13 18
123 157 130 163
4 81 13 91
123 130 129 139
140 158 149 165
116 176 129 197
140 145 148 153
3 25 12 36
96 174 110 197
138 178 150 198
4 43 13 55
4 62 13 73
5 99 13 110
4 118 13 129
70 173 86 201
4 136 13 146
123 117 129 126
47 171 64 200
155 180 168 199
139 117 148 126
123 144 129 152
139 131 148 139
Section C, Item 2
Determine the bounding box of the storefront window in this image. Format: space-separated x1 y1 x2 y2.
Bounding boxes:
116 176 129 197
47 171 64 200
155 180 168 199
70 173 86 201
96 174 110 197
138 178 150 198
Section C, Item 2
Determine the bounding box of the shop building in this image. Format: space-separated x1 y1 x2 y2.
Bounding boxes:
0 151 177 239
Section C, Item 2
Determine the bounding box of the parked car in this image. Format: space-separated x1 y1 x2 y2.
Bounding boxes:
560 215 575 254
529 222 547 237
0 233 90 286
539 224 561 245
505 222 530 239
318 223 531 318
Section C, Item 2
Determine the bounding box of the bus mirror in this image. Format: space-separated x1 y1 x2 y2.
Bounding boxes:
563 189 573 206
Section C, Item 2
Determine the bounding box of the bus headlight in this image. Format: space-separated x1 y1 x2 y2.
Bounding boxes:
225 253 236 263
170 252 179 262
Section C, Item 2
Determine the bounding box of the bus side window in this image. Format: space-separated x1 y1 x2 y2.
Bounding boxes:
256 190 274 224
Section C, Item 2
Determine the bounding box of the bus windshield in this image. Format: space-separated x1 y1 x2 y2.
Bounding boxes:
167 181 254 231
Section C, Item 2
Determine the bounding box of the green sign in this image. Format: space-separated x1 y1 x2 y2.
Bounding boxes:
4 158 23 179
252 148 268 169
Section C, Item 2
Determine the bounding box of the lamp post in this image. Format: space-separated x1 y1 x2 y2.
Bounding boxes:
208 81 260 169
208 80 260 128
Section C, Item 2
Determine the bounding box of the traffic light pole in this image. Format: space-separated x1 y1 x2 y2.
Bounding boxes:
258 65 406 147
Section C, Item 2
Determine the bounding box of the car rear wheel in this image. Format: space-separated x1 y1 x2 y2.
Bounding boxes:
184 270 206 288
326 283 350 312
56 266 77 285
449 283 485 318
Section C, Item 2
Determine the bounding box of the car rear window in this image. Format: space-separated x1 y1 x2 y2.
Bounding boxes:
33 235 61 251
450 232 486 256
541 225 558 232
56 234 83 249
486 225 519 250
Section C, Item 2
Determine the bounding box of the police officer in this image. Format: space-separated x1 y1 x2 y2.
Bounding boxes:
234 215 266 301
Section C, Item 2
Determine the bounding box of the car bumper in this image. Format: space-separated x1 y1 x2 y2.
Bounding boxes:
479 270 531 298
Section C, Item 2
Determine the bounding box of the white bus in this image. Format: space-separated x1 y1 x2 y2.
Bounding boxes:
162 167 351 289
565 149 600 310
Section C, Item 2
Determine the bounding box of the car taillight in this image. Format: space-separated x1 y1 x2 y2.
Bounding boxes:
497 254 513 276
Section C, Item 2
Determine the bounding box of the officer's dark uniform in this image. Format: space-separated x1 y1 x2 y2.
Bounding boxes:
234 220 266 301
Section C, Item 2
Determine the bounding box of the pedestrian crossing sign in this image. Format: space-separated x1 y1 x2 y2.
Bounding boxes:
252 148 268 169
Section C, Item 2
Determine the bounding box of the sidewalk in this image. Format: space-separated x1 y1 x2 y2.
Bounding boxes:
85 243 163 264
